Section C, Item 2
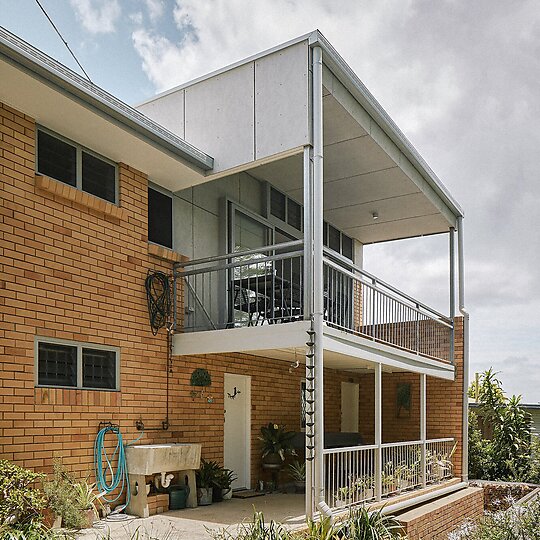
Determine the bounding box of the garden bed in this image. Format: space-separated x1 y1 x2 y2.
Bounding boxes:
469 480 538 511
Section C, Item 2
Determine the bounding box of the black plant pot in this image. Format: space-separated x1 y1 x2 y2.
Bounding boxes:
212 486 224 502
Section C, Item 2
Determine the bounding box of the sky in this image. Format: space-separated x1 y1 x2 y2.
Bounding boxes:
2 0 539 401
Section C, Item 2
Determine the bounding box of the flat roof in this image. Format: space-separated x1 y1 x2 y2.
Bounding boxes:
140 30 464 219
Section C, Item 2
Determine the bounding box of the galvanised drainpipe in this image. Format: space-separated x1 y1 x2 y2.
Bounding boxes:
449 227 456 364
457 216 469 482
312 44 332 518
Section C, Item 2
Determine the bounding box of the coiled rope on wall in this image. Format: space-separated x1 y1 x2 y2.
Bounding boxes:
145 270 171 336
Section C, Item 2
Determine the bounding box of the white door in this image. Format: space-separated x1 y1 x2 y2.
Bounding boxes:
224 373 251 490
341 381 359 432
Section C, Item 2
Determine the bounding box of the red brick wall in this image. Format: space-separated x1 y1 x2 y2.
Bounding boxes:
397 486 483 540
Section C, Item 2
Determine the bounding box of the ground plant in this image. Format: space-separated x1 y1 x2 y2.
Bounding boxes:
449 496 540 539
43 458 87 529
468 369 537 482
209 508 406 540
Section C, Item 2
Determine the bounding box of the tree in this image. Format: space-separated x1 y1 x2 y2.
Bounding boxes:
468 369 533 481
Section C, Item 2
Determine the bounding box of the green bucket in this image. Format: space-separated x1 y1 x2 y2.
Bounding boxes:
169 485 189 510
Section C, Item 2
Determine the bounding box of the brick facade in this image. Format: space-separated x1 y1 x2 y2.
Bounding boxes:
397 486 483 540
0 102 465 494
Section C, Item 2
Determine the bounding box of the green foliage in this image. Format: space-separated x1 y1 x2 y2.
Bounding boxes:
0 519 73 539
209 511 293 540
190 368 212 387
468 369 535 482
0 460 46 526
209 509 406 540
301 516 339 540
259 423 297 461
492 395 532 480
196 459 221 488
450 496 540 539
43 459 86 530
468 412 494 480
340 507 405 539
288 461 306 482
213 467 238 490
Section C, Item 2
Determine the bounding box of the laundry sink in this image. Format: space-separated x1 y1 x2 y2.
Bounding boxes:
126 443 201 475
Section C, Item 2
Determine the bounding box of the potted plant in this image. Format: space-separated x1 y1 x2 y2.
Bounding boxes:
259 423 296 468
287 460 305 493
216 468 237 500
73 480 103 528
196 459 217 506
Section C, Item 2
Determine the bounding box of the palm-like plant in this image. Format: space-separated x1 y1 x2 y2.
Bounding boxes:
340 506 406 539
259 423 296 462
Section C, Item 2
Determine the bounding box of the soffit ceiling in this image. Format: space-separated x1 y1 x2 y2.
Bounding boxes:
250 89 450 244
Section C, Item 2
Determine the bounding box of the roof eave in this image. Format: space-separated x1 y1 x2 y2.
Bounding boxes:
0 26 214 172
310 30 464 221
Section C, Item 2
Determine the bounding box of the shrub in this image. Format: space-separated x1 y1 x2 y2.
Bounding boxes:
468 369 534 482
449 496 540 539
43 459 86 529
339 507 405 539
0 460 46 526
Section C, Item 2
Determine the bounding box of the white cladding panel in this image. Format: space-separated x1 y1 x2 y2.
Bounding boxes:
254 41 310 159
185 63 255 172
137 89 185 139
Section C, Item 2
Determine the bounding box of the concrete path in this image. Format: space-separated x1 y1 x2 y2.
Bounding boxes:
77 493 306 539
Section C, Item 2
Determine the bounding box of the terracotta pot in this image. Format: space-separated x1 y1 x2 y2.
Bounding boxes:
83 508 95 529
42 508 62 529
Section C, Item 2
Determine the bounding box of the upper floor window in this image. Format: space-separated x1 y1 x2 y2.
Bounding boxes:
36 339 119 391
148 186 173 249
37 128 117 204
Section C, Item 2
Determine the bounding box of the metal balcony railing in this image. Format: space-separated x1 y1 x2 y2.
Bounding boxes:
323 248 454 363
323 437 456 511
174 241 304 332
173 242 454 363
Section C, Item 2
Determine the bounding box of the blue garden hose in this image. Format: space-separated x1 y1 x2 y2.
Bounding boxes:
94 426 144 511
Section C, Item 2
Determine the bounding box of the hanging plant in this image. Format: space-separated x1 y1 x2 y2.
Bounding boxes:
190 368 211 387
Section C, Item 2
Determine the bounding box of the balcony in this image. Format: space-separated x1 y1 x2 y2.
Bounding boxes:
173 241 454 365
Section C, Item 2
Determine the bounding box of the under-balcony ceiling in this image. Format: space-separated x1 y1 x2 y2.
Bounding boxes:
250 88 452 244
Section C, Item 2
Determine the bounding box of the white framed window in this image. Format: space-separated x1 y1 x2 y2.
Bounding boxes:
35 337 120 391
36 127 118 204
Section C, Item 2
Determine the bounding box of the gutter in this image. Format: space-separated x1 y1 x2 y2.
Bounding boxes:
308 30 464 223
457 216 470 482
0 26 214 172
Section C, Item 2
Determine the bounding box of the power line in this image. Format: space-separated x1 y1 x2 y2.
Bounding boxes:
34 0 93 83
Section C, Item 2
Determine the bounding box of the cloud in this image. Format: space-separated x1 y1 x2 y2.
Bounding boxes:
145 0 164 23
70 0 121 34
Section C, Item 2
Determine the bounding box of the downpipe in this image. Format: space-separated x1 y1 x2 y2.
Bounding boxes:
457 216 470 482
312 44 333 521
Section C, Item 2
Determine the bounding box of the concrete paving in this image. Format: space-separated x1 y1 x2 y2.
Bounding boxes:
77 493 306 539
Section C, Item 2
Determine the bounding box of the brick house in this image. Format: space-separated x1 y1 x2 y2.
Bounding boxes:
0 26 478 530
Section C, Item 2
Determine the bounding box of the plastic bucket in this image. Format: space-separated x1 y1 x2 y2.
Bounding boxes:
169 485 189 510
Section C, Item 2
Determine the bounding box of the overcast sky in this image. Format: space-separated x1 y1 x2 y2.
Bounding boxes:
3 0 539 401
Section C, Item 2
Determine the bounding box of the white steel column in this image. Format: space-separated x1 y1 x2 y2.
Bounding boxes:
303 144 314 518
420 373 427 488
457 216 469 482
374 363 382 501
312 44 325 509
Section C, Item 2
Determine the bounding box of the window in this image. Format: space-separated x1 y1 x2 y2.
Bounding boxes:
269 186 303 232
37 128 117 204
323 221 354 262
148 187 173 249
37 339 119 390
